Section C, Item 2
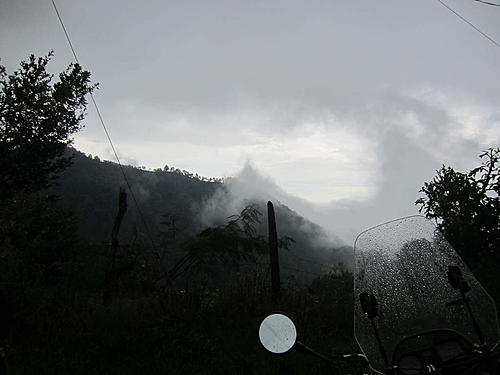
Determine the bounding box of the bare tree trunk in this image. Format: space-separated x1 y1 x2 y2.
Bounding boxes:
267 201 280 302
103 187 127 305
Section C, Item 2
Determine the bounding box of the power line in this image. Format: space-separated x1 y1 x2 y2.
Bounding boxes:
50 0 158 254
236 261 325 277
436 0 500 48
281 265 324 277
474 0 500 7
288 252 330 269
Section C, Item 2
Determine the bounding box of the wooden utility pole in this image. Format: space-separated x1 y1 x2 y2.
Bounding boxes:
267 201 280 302
103 187 127 305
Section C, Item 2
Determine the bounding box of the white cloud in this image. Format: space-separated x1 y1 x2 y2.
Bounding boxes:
75 111 380 203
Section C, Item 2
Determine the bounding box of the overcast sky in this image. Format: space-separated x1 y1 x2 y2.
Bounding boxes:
1 0 499 242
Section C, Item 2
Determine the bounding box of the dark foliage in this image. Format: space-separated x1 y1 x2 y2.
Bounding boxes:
160 205 295 285
416 148 499 265
0 52 96 196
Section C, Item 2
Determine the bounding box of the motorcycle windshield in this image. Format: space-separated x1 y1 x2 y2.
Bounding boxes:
353 216 499 372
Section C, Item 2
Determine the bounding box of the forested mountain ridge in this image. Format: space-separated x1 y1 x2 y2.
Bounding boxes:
51 147 221 243
50 147 352 281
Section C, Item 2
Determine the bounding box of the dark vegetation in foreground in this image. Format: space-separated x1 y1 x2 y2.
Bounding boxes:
3 258 359 375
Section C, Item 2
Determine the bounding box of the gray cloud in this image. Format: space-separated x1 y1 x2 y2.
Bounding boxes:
2 0 498 244
4 0 499 109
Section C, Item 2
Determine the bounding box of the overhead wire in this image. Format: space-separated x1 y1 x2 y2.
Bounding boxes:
281 265 324 277
238 261 325 278
436 0 500 47
288 251 331 269
50 0 159 254
473 0 500 7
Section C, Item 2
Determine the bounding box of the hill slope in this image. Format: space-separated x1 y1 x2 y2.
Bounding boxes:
51 148 353 282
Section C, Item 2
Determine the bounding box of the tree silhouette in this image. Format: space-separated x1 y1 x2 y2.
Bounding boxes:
0 51 96 196
416 148 499 264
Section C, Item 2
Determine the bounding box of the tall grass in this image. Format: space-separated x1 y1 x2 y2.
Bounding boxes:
7 264 367 375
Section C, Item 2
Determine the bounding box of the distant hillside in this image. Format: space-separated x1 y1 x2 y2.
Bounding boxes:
51 148 353 283
51 148 218 241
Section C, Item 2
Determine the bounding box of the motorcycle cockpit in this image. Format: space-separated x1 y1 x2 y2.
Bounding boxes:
354 216 500 374
392 329 474 374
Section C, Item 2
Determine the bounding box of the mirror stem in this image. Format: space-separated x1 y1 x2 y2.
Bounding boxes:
294 341 336 374
461 290 486 345
370 317 390 367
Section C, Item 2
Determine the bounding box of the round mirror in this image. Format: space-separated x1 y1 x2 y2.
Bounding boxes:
259 313 297 354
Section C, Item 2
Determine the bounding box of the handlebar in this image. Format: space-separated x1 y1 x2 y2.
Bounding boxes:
393 348 500 375
439 348 500 373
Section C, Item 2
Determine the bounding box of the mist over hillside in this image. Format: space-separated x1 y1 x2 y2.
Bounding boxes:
53 127 457 281
51 148 353 284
